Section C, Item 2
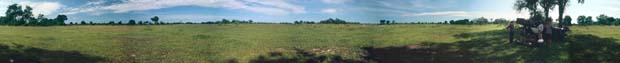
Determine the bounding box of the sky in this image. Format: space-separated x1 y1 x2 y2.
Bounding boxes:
0 0 618 23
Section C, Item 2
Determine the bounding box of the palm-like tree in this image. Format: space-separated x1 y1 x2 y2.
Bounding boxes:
514 0 539 15
539 0 556 23
557 0 585 27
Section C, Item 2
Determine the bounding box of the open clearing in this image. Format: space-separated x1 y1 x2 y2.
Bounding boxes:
0 24 618 63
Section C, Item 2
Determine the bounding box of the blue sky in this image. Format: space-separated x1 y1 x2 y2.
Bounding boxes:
0 0 618 23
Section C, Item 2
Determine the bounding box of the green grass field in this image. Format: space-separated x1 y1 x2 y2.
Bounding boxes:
0 24 618 63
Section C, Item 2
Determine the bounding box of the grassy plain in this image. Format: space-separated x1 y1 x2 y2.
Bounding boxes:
0 24 618 63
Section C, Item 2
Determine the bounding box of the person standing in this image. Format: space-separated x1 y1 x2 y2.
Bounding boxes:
506 21 515 43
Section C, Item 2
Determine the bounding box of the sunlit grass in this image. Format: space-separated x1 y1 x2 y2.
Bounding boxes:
3 24 616 63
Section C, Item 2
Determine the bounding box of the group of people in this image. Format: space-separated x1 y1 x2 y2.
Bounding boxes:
507 18 570 45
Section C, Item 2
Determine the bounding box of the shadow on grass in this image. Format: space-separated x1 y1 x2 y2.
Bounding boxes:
244 29 620 63
0 43 105 63
248 48 369 63
363 42 473 63
362 30 620 63
567 34 620 63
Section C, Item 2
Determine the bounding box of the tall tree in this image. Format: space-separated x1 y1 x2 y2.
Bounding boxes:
557 0 585 27
539 0 556 23
55 15 67 25
28 14 43 26
20 6 34 26
564 15 572 26
151 16 159 24
128 20 136 25
472 17 489 24
5 4 22 25
577 15 586 25
80 21 87 25
585 16 593 25
514 0 539 16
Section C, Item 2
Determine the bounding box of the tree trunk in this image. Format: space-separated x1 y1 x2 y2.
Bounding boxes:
544 10 550 23
559 7 565 27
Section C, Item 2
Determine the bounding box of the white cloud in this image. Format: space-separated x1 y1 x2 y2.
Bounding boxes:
85 0 106 5
244 0 305 13
63 0 305 15
402 11 471 17
321 0 348 4
607 7 620 11
321 8 337 14
29 2 62 15
157 14 223 19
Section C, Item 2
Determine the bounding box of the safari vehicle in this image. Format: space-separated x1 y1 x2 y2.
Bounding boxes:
515 18 570 46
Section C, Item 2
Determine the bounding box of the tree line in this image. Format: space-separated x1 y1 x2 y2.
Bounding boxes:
289 18 359 24
576 14 620 26
66 16 163 25
0 4 67 26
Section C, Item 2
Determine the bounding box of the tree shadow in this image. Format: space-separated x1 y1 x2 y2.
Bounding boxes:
0 43 105 63
363 42 473 63
364 29 620 63
248 48 369 63
567 34 620 63
244 29 620 63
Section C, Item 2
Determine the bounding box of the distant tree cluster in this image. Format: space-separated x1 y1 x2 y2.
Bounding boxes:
407 21 448 24
445 17 508 25
448 19 471 24
492 18 510 24
379 20 396 24
0 4 67 26
471 17 489 24
67 20 157 25
318 18 358 24
293 20 315 24
577 14 620 26
65 16 176 25
200 19 254 24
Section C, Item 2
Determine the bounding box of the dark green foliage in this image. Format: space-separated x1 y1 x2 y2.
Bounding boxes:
616 18 620 26
379 20 396 24
151 16 159 24
379 20 386 24
318 18 357 24
577 14 619 26
451 19 470 24
138 21 143 25
596 14 611 25
557 0 585 27
108 21 115 25
493 18 509 24
0 4 66 26
201 19 254 24
80 21 87 25
595 14 616 25
563 15 572 26
128 20 136 25
472 17 489 24
55 15 67 25
293 20 315 24
221 19 230 24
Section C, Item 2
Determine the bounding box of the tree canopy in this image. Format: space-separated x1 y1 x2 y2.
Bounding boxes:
0 4 67 26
